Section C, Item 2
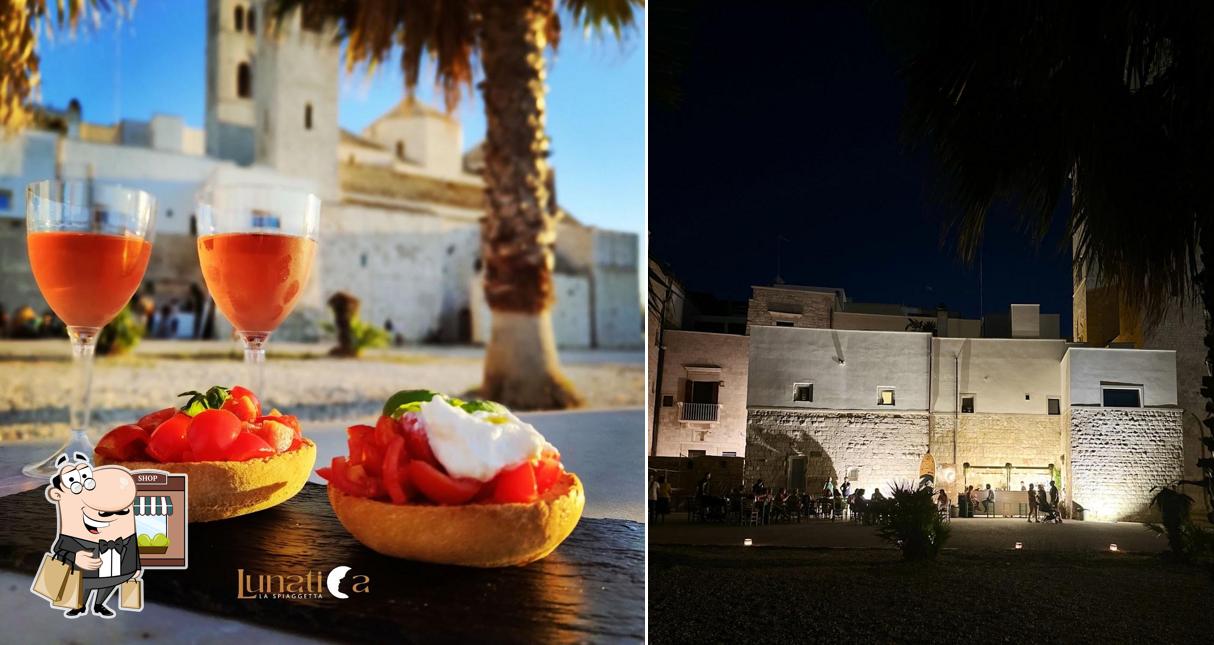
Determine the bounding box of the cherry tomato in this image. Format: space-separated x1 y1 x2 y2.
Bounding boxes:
408 460 480 505
534 457 564 494
146 413 192 462
96 425 150 461
381 436 409 504
135 408 176 432
491 462 538 504
221 395 259 422
230 386 261 416
223 432 275 461
399 413 439 468
187 409 242 461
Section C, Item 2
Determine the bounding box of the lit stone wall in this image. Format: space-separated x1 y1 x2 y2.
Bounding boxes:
1068 407 1184 521
746 408 928 496
928 413 1064 474
746 286 835 331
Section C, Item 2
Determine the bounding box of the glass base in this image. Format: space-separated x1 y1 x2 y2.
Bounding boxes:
22 430 93 479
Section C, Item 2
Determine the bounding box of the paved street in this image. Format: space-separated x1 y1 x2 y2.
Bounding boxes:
0 339 643 441
650 515 1170 552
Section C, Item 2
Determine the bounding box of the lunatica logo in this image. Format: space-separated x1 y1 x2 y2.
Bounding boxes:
236 566 370 600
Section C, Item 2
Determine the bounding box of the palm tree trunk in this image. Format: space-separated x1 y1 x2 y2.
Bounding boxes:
1198 220 1214 521
477 0 582 409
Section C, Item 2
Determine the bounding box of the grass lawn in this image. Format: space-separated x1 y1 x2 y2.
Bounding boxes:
649 545 1212 644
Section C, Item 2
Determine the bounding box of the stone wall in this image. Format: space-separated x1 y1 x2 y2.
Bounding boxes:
746 286 834 332
746 408 928 496
1068 407 1183 521
929 413 1064 475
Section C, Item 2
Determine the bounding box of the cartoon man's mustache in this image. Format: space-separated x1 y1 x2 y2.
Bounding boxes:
96 508 130 517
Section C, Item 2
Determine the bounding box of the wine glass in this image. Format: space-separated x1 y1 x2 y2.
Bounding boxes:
23 180 157 478
195 184 320 400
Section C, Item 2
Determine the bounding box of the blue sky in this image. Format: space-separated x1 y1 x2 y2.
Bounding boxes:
33 1 645 236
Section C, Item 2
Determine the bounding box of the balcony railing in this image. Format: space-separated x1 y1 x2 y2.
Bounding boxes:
679 402 721 422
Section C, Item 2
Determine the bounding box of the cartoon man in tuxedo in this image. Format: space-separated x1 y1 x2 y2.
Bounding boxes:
43 452 142 618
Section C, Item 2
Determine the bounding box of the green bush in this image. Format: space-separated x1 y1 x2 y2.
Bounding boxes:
874 482 950 560
97 304 145 355
321 316 390 357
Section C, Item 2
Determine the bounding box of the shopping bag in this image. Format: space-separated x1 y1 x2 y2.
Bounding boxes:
119 578 143 611
32 553 83 608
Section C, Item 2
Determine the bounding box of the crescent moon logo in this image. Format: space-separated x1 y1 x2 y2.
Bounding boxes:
326 566 351 599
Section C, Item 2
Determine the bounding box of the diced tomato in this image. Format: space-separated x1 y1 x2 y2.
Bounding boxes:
187 409 243 461
316 466 332 480
221 394 259 422
374 415 398 448
491 462 538 504
408 460 480 505
381 436 408 504
96 425 150 461
534 457 564 494
326 457 368 496
146 413 192 462
223 432 275 461
229 386 261 417
345 463 383 498
346 425 373 466
135 408 176 432
399 413 439 468
253 419 294 453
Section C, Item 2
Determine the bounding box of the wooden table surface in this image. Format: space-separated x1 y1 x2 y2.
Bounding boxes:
0 483 644 643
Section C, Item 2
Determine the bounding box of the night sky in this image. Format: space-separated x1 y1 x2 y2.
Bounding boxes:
650 1 1074 331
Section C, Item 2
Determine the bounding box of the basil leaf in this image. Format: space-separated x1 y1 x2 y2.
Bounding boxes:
459 399 509 416
382 389 440 417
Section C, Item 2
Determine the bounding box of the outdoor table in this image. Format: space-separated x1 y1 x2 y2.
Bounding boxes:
0 410 644 642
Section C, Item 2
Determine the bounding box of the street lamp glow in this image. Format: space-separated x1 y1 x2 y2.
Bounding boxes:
1109 543 1118 552
743 538 753 546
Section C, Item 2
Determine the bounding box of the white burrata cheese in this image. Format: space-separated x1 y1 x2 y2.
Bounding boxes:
419 396 552 481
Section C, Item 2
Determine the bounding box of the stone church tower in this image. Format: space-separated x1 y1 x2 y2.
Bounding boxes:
205 0 339 198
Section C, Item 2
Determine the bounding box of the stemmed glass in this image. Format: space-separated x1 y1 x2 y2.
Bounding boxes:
23 180 157 478
195 184 320 400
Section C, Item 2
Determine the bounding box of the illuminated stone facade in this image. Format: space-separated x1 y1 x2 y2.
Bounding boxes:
1067 407 1185 521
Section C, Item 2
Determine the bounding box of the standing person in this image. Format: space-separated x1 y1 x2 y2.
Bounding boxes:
1020 480 1027 491
840 477 852 499
968 486 981 518
984 484 995 517
936 488 949 517
1049 481 1062 523
752 478 767 496
1027 481 1039 522
649 476 658 520
959 485 971 518
1036 483 1049 520
823 476 836 497
657 476 672 523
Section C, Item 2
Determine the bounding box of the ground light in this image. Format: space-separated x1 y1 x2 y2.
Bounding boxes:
743 538 753 546
1109 543 1118 552
1014 542 1023 550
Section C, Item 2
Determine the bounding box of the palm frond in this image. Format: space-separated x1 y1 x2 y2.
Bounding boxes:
560 0 643 41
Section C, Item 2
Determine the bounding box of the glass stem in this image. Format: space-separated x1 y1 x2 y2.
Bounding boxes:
68 326 100 443
242 332 270 403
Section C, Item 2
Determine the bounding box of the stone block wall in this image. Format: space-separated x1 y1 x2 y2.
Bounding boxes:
1068 407 1183 521
746 408 928 495
929 413 1064 473
746 287 834 332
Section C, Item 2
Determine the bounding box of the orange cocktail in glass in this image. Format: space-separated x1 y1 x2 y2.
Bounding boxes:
28 232 152 328
23 180 157 478
198 233 317 333
195 185 321 400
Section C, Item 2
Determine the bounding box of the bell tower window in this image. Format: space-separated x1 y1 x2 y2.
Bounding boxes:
304 103 313 130
234 6 244 31
396 141 405 160
247 8 256 33
237 62 252 98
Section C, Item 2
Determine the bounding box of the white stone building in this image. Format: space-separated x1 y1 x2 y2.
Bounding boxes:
0 0 641 348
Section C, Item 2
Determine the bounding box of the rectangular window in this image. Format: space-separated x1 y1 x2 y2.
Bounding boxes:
878 388 895 406
1101 385 1142 408
794 383 813 402
0 189 12 212
661 395 674 407
961 395 975 414
775 321 794 327
722 451 737 457
687 449 706 458
1048 398 1061 415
